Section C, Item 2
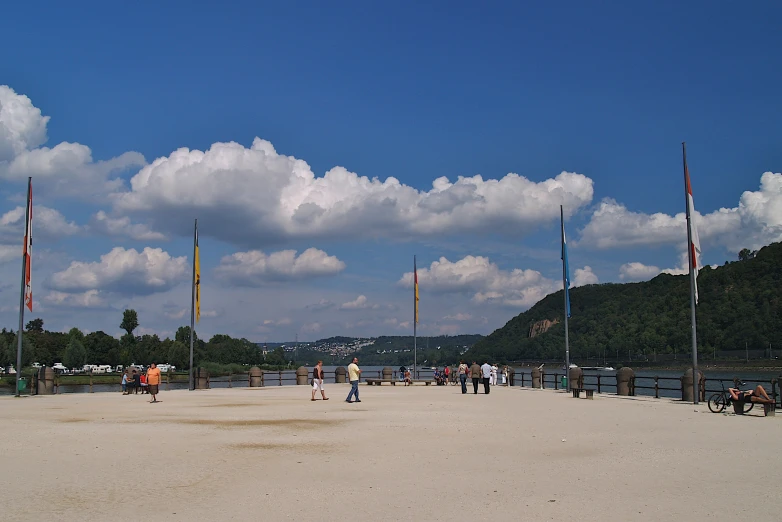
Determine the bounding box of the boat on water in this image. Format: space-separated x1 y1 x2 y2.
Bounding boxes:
562 365 616 371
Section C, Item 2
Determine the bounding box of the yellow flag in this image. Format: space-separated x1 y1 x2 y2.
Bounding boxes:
194 226 200 323
414 257 419 324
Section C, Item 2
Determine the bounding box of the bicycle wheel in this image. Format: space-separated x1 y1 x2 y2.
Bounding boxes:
742 401 755 414
707 393 725 413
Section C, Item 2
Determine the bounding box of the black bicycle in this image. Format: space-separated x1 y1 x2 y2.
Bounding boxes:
707 380 755 414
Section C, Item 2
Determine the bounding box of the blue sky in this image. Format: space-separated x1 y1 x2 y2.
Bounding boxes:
1 0 780 341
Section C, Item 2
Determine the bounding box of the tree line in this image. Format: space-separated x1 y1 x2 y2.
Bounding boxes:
466 244 782 363
0 309 290 371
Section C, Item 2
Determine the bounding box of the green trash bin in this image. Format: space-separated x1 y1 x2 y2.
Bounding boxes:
17 377 27 392
561 376 567 388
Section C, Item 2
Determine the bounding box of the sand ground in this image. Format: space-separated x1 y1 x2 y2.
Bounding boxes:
1 383 780 521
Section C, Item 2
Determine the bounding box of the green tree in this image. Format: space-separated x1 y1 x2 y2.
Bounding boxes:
63 338 87 370
175 326 198 346
84 331 120 365
25 318 44 333
120 309 139 336
167 340 189 369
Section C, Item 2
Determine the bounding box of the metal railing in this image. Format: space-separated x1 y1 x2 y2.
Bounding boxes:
510 370 780 406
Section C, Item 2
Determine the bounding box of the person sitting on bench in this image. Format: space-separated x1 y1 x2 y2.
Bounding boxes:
729 384 773 403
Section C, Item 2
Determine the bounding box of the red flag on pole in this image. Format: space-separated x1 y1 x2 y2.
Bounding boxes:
23 178 32 312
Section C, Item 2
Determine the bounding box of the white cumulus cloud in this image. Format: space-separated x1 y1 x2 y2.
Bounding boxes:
44 290 106 308
0 205 80 242
0 85 146 198
340 295 380 310
215 247 346 286
619 262 662 282
619 252 693 281
88 211 167 241
110 137 594 245
0 85 48 162
579 172 782 253
573 266 599 287
50 247 188 295
400 255 558 308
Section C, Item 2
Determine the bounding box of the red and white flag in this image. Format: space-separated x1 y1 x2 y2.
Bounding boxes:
684 158 701 303
23 178 32 312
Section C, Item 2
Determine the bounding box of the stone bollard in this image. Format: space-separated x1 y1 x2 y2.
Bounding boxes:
37 366 55 395
508 368 515 386
296 366 309 385
531 366 542 389
382 366 392 381
568 366 584 390
681 368 704 402
335 366 346 384
249 366 263 387
195 367 210 389
616 367 635 396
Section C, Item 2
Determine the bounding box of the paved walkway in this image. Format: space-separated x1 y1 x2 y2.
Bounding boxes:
1 384 779 521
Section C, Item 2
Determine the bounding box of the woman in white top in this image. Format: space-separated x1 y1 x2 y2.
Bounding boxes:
490 364 498 386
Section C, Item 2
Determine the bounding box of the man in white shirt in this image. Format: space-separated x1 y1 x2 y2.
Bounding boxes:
480 361 492 394
346 357 362 403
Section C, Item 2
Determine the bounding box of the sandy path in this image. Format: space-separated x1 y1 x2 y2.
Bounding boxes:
1 384 779 521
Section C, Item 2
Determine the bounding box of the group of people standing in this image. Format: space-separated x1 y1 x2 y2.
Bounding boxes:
457 361 506 394
120 363 162 403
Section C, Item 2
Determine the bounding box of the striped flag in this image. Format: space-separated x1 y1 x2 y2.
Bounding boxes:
414 256 419 324
23 178 32 312
684 151 701 303
561 206 571 319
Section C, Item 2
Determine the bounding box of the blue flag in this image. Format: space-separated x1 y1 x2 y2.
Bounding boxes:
561 207 571 319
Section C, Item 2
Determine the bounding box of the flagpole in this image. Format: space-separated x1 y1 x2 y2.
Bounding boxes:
189 218 197 391
413 255 417 381
683 142 699 405
15 177 32 397
561 205 571 392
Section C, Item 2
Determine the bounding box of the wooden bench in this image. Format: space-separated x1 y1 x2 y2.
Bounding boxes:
733 397 776 416
365 378 435 386
364 378 397 386
572 388 594 399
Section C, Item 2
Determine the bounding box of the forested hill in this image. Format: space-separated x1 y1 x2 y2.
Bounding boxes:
466 243 779 363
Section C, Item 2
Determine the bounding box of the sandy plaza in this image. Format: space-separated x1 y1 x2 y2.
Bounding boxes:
1 383 779 521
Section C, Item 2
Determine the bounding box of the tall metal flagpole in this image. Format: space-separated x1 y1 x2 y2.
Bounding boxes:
15 177 32 397
189 218 197 391
413 255 417 380
561 206 571 392
683 142 699 405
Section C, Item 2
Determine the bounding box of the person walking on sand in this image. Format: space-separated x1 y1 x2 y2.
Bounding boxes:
311 360 329 401
346 357 362 403
458 360 468 394
146 363 161 403
481 360 492 394
490 364 498 386
469 361 481 394
121 372 129 394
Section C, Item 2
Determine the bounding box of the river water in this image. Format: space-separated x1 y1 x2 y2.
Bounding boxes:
4 365 780 399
